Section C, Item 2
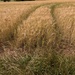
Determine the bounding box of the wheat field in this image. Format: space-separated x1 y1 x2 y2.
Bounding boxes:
0 1 75 75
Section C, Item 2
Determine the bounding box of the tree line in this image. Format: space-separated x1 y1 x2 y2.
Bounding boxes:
1 0 34 2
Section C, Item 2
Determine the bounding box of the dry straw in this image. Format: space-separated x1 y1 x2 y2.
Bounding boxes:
54 5 75 45
0 5 38 43
16 6 56 48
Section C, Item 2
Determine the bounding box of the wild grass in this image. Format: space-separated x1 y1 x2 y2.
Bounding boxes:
0 2 75 75
0 5 33 42
53 3 75 46
16 6 56 49
0 47 75 75
0 4 44 43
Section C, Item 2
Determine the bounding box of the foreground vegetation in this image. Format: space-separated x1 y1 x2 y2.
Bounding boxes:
0 2 75 75
0 47 75 75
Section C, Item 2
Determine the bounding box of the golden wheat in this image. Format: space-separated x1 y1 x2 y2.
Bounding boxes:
16 6 56 48
0 2 75 48
0 2 75 75
0 5 40 42
54 4 75 45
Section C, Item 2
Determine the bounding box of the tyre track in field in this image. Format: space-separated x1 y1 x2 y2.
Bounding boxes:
50 3 69 52
11 5 41 41
50 3 75 55
50 3 62 50
23 4 65 72
15 3 75 71
23 3 58 71
24 4 74 72
12 4 53 71
10 4 49 42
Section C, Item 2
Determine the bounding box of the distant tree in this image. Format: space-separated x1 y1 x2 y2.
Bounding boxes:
15 0 35 1
3 0 10 2
3 0 6 2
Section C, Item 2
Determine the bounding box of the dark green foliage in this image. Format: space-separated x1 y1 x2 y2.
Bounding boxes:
1 0 10 2
27 53 75 75
15 0 35 1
